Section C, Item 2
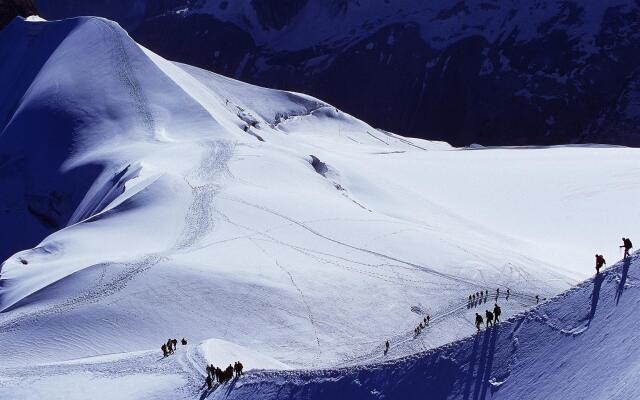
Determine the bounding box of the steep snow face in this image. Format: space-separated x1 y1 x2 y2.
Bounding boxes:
0 15 236 263
33 0 640 146
0 16 639 398
210 255 640 400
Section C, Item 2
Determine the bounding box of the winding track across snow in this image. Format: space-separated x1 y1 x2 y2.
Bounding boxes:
0 141 235 333
96 19 155 137
337 289 542 366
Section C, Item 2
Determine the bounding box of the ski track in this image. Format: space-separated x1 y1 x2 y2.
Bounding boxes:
337 291 538 366
0 255 165 333
245 237 323 365
198 202 550 367
96 19 155 137
0 141 234 337
211 204 544 368
365 130 390 146
177 140 234 250
275 260 323 364
219 197 481 287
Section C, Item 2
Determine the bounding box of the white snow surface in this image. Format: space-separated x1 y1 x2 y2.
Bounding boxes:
200 339 290 371
0 16 639 399
211 255 640 400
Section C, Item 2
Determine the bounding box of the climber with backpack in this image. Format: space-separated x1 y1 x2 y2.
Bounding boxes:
493 303 501 323
621 238 633 259
161 344 168 357
475 313 483 330
485 310 494 327
595 254 606 274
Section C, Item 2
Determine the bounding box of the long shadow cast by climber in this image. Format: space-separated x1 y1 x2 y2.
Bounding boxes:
472 327 495 400
615 258 631 305
225 377 240 397
199 386 211 400
480 327 499 400
462 334 481 400
588 273 604 325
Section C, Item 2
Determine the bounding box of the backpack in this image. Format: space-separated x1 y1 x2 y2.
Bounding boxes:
625 239 633 249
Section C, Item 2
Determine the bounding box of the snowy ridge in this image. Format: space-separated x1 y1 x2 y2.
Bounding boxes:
208 255 640 400
0 15 639 399
35 0 640 146
1 255 637 399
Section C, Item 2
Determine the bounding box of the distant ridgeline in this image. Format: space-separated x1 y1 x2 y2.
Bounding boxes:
33 0 640 147
0 0 38 29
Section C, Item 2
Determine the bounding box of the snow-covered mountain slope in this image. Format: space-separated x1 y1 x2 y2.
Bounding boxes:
0 15 639 399
209 254 640 400
33 0 640 146
1 251 638 399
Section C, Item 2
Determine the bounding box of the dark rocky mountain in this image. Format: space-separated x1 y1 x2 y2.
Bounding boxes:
32 0 640 146
0 0 38 29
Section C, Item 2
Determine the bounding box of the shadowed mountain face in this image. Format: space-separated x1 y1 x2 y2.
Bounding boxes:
31 0 640 146
0 0 38 29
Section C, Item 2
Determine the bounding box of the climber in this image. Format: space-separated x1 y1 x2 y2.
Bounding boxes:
595 254 606 274
621 237 633 259
485 310 494 327
475 313 483 330
234 361 244 376
226 364 234 380
161 344 168 357
494 303 501 323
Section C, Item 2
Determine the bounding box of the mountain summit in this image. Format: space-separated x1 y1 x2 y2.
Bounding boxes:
33 0 640 146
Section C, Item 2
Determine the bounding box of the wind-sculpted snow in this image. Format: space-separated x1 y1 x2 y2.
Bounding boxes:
0 16 639 399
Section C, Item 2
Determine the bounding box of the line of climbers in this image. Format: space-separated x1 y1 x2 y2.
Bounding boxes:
474 237 634 330
161 337 188 357
413 315 431 338
595 237 632 275
468 289 492 306
205 362 244 389
469 288 545 306
380 237 634 355
475 303 502 330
